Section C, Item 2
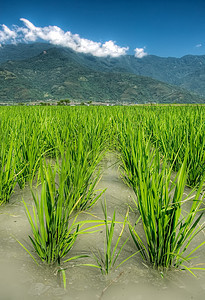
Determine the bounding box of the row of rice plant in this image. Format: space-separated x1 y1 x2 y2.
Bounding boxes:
0 106 114 204
109 104 205 188
0 138 17 204
141 105 205 187
119 120 205 272
1 105 205 277
11 107 112 268
0 108 19 205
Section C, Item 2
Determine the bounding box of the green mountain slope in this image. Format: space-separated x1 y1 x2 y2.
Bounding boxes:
0 43 54 63
1 43 205 98
0 47 203 103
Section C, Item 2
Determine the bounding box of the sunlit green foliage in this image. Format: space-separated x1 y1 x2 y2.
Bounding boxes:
0 104 205 275
119 120 205 270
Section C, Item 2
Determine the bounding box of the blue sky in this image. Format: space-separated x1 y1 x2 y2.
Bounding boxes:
0 0 205 58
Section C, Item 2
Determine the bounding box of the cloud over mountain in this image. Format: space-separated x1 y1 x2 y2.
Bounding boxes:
0 25 17 44
0 18 129 57
134 47 148 58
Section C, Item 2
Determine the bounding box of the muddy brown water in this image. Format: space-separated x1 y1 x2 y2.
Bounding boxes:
0 153 205 300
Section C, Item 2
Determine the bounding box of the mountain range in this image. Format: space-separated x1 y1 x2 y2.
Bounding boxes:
0 43 204 103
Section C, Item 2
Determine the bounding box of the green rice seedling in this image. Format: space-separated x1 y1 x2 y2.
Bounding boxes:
58 132 105 212
119 123 153 189
143 105 205 187
85 201 137 275
126 147 205 271
23 161 85 265
82 107 115 153
0 140 17 204
186 122 205 187
15 128 45 189
119 116 205 271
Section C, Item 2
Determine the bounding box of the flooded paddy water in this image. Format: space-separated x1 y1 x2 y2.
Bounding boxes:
1 153 205 300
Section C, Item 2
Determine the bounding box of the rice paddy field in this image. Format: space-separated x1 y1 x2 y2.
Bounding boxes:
0 105 205 300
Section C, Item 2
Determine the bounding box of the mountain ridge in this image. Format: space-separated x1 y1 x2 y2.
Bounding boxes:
0 43 204 103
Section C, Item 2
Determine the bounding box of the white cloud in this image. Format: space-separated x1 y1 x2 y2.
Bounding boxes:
196 43 202 48
0 18 129 57
134 47 148 58
0 24 17 43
